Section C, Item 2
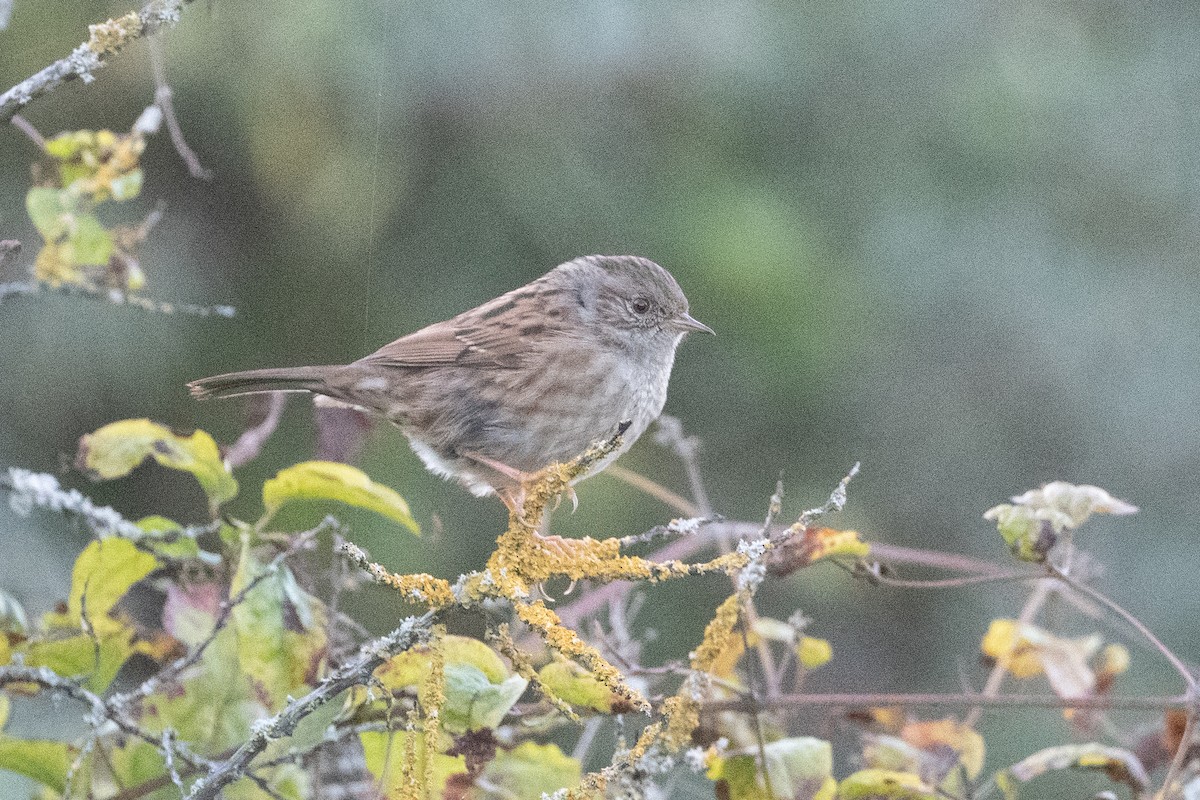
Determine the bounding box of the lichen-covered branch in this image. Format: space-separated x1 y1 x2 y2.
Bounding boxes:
186 613 435 800
0 0 193 122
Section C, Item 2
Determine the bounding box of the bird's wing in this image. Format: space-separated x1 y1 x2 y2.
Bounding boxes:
358 286 572 369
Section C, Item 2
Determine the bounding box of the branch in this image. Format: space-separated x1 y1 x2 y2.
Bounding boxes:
1 0 194 122
185 613 435 800
705 690 1192 714
0 279 236 316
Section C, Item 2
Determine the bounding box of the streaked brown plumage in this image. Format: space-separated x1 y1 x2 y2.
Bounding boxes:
189 255 711 506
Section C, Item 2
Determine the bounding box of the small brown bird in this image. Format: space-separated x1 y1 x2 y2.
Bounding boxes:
189 255 712 511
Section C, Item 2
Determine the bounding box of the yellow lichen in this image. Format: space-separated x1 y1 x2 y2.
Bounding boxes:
490 623 580 722
420 626 446 794
343 429 808 794
515 601 649 714
87 12 143 55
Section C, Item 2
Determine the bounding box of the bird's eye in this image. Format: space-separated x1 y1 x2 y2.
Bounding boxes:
631 297 652 315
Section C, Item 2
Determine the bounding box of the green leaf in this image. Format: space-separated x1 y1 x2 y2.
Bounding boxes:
141 620 258 751
44 130 91 161
25 187 72 240
441 666 527 734
68 538 158 626
710 737 837 800
262 461 418 533
107 740 167 796
67 213 113 266
538 659 623 713
376 635 510 690
77 419 238 509
1002 743 1149 797
838 769 938 799
224 763 308 800
108 168 143 201
477 741 581 799
360 730 466 798
0 736 75 793
230 538 327 709
135 516 202 560
23 538 159 690
982 505 1056 563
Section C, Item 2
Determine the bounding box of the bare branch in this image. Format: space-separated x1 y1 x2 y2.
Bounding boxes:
652 415 713 515
147 35 211 179
223 393 287 468
0 0 194 122
9 115 45 149
0 239 21 271
705 690 1192 714
0 278 236 316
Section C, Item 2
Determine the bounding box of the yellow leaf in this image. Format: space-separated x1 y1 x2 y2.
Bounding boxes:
797 636 833 670
980 619 1101 697
375 635 508 690
1005 743 1149 796
360 730 465 799
262 461 418 533
838 768 939 799
538 659 626 713
77 419 237 509
901 718 985 779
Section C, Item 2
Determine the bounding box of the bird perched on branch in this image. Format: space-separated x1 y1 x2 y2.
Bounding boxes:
189 254 712 513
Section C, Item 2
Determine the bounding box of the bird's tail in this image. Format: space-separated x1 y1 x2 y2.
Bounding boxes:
188 366 336 400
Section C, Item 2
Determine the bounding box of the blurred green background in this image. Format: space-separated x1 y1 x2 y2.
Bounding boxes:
2 0 1198 795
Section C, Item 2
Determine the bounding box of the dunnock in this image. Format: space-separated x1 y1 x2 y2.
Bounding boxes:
189 255 711 510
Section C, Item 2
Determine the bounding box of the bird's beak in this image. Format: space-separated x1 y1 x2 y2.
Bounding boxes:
673 312 715 336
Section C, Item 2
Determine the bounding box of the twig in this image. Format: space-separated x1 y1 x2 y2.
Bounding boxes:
0 665 213 775
605 465 699 516
1047 566 1197 695
147 35 211 179
10 115 45 150
652 415 713 515
705 691 1192 714
0 0 194 122
223 393 287 468
850 564 1038 590
112 522 330 708
796 462 859 527
185 613 436 800
0 240 20 271
0 278 236 316
556 523 1015 628
4 466 151 539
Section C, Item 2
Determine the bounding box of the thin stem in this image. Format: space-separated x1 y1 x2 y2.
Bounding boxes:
858 567 1038 590
963 576 1055 728
1046 564 1199 798
10 114 46 150
1047 565 1197 694
604 465 699 516
705 691 1191 714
